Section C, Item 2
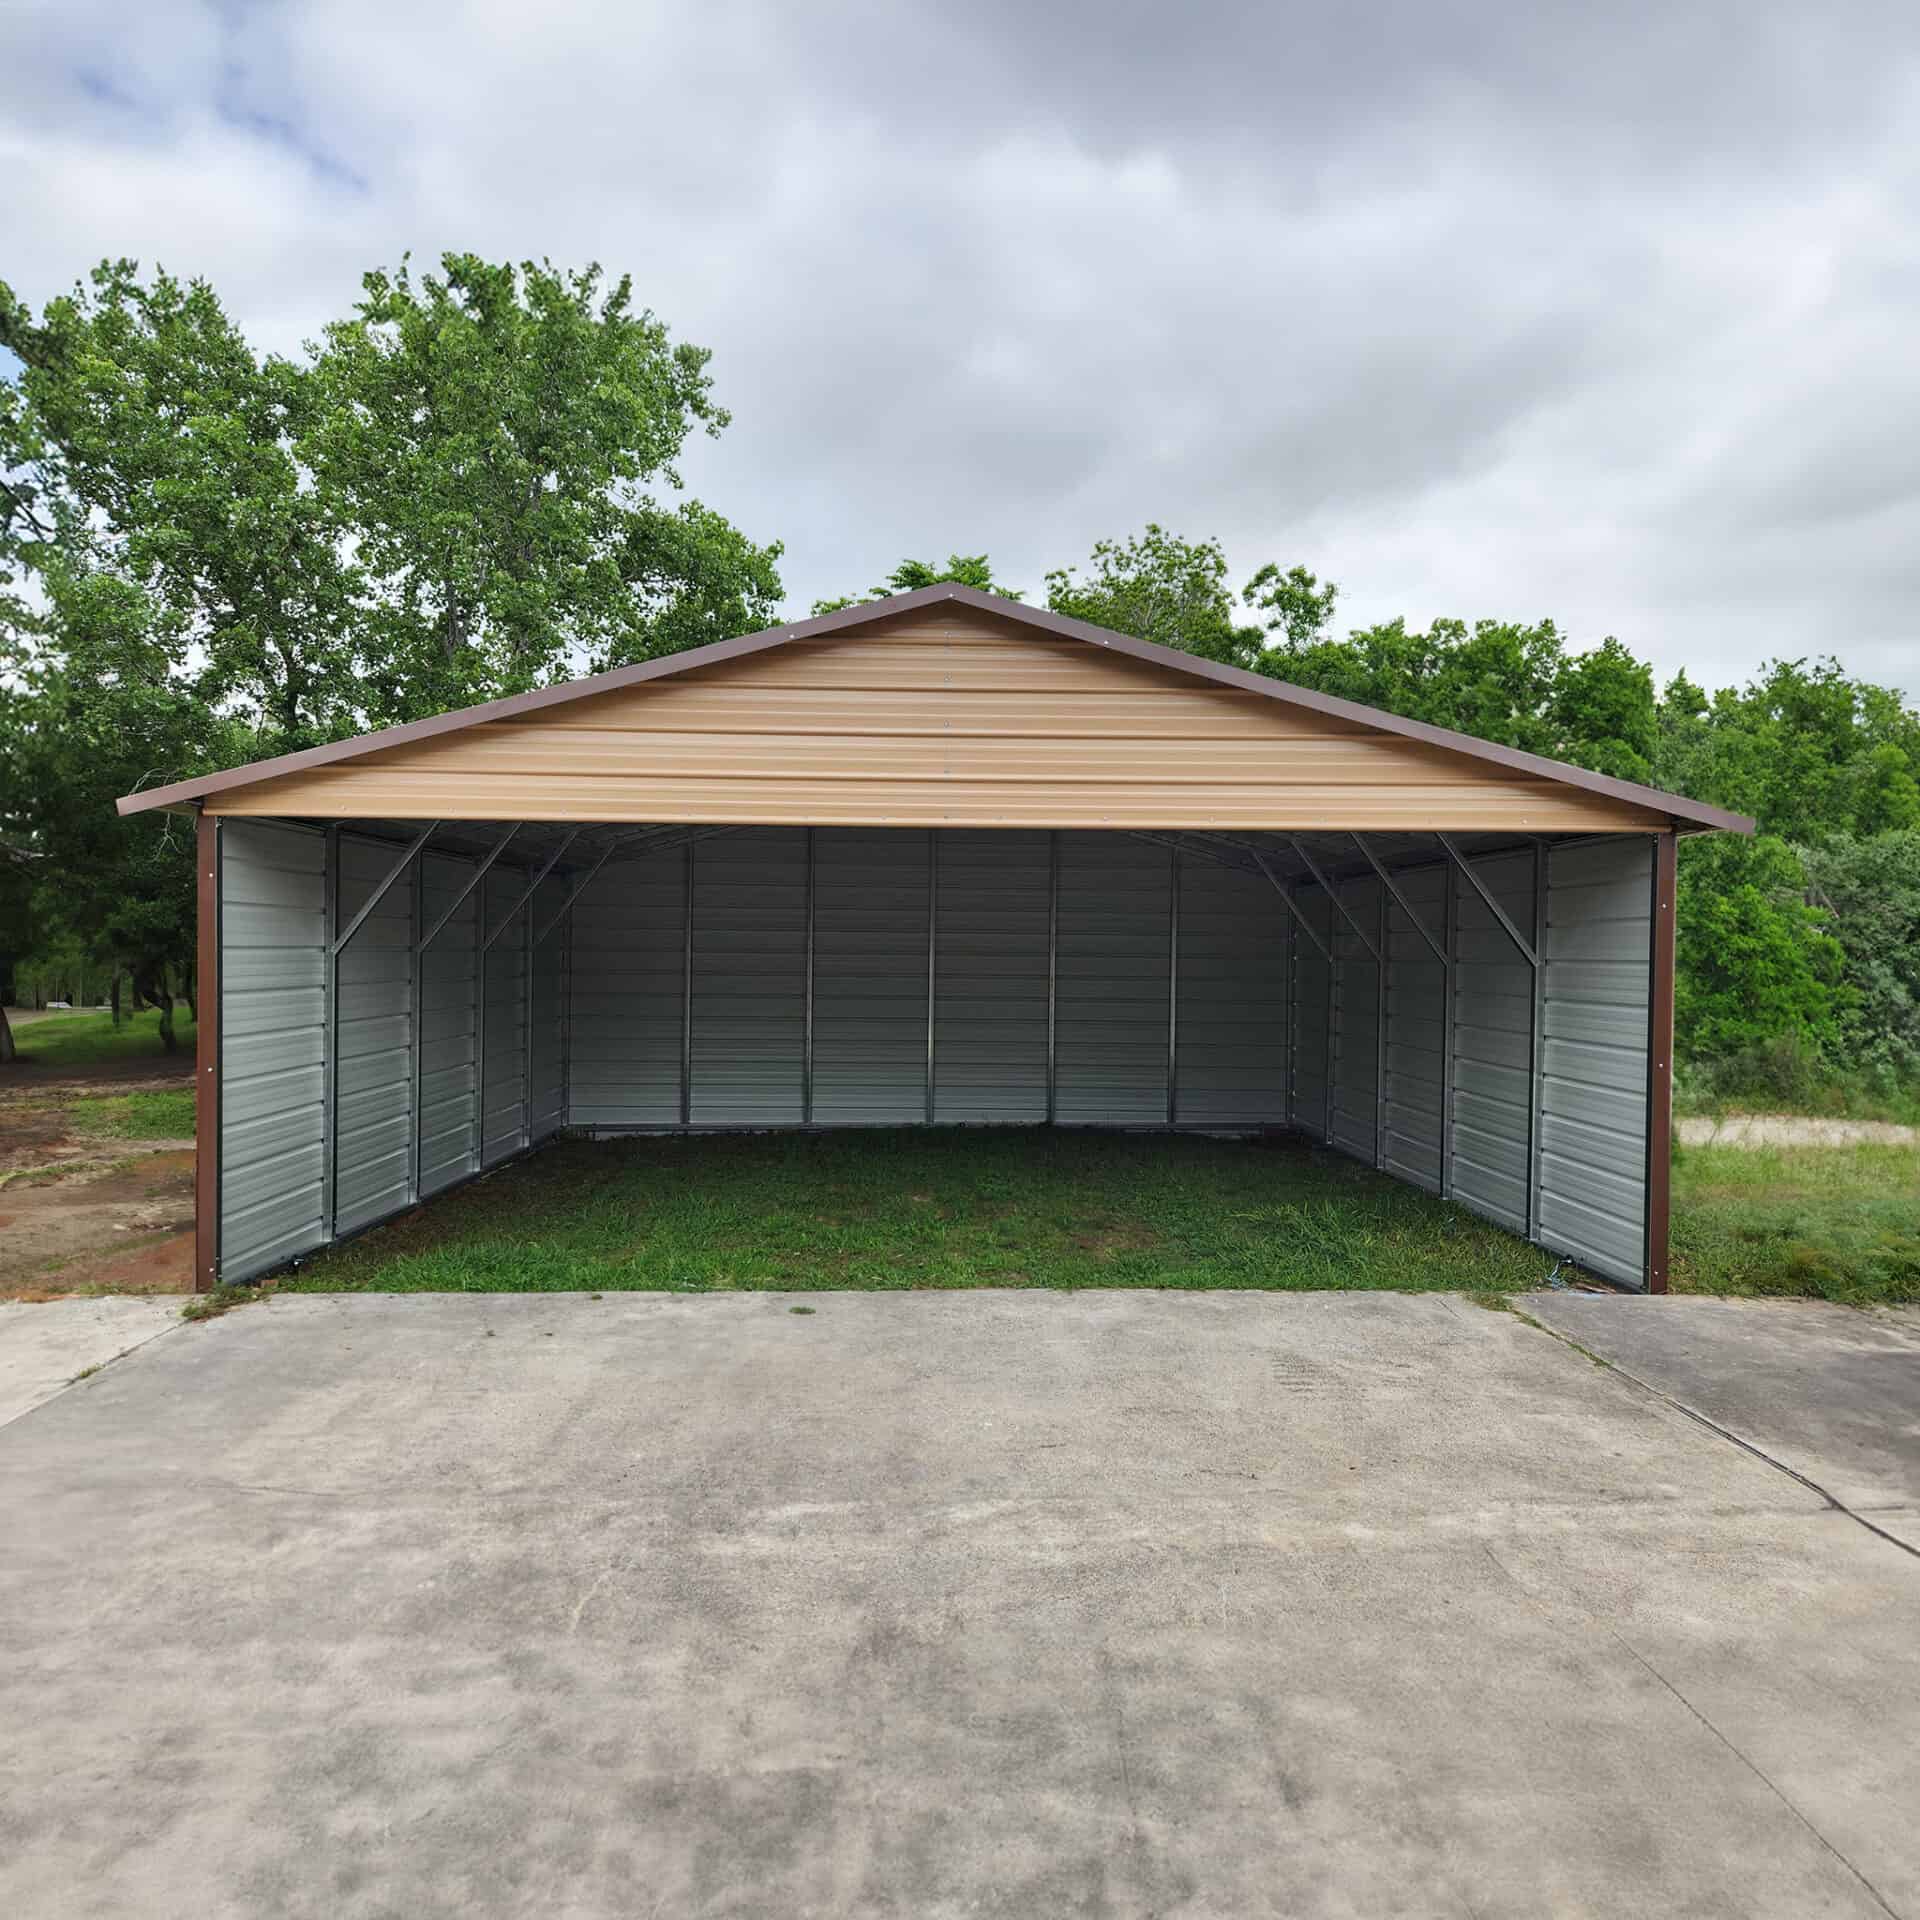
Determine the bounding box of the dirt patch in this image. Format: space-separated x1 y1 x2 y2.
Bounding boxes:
1678 1114 1918 1148
1069 1221 1164 1257
0 1150 197 1298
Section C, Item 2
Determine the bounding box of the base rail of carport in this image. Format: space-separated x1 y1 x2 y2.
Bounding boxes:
194 817 1677 1298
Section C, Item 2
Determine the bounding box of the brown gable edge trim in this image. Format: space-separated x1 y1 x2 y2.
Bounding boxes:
116 583 1756 834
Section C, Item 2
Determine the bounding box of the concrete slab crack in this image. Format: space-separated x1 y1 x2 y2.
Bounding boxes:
1608 1632 1905 1920
1514 1311 1920 1567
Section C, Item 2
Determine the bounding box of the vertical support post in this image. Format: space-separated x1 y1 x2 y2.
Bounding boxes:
1046 830 1059 1125
410 847 424 1204
1646 832 1677 1293
194 811 221 1293
1441 855 1457 1200
322 824 340 1241
1529 838 1547 1245
924 828 938 1126
1166 847 1179 1126
473 851 487 1172
522 863 534 1149
681 838 695 1129
1325 878 1339 1148
802 827 815 1126
1283 876 1295 1132
560 873 573 1132
1374 875 1387 1170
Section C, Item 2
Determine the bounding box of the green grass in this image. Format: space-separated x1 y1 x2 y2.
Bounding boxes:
1670 1142 1920 1306
65 1087 198 1139
10 1006 196 1067
263 1128 1920 1307
281 1129 1559 1297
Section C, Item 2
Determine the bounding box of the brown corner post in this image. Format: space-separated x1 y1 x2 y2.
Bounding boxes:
1646 831 1677 1293
195 810 220 1293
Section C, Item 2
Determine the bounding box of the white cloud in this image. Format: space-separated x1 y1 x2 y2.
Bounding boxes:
3 0 1918 696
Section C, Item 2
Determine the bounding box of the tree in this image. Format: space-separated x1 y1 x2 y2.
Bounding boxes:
1044 526 1262 667
811 552 1018 616
0 261 356 752
302 253 782 721
1801 832 1920 1080
1243 561 1338 652
2 563 227 1053
1674 834 1846 1066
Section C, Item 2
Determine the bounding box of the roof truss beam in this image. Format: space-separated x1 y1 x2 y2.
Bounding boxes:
330 822 439 958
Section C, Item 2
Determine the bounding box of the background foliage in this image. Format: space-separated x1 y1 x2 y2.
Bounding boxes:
3 256 1915 1101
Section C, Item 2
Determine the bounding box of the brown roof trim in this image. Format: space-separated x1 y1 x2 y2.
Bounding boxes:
117 584 1755 834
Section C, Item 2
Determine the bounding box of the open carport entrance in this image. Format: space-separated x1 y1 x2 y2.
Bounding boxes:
123 585 1749 1295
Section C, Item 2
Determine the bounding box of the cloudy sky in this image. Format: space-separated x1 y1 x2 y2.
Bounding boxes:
4 0 1919 698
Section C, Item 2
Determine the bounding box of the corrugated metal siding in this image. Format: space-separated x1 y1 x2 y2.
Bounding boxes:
1450 848 1536 1234
932 829 1051 1123
480 866 528 1166
690 827 807 1125
218 821 327 1283
529 873 567 1141
1381 863 1447 1193
1175 856 1289 1126
1539 838 1653 1288
813 828 929 1124
569 842 688 1127
418 850 478 1196
1054 833 1171 1124
1290 884 1333 1139
213 607 1669 834
333 834 416 1236
1330 875 1382 1164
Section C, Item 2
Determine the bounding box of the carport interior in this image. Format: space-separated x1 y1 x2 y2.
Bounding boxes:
210 815 1669 1293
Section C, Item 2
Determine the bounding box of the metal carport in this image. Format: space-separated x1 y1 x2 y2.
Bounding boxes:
117 585 1751 1295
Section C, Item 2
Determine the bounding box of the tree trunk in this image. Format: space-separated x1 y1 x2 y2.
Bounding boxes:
111 973 122 1027
0 1003 14 1065
139 970 177 1054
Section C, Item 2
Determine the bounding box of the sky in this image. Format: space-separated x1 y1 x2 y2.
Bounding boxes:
4 0 1919 700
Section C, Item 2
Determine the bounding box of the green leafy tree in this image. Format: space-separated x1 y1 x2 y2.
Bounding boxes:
1243 561 1339 652
1801 832 1920 1079
303 253 782 720
0 261 355 750
811 552 1018 616
1044 526 1261 667
1674 835 1846 1064
0 564 228 1052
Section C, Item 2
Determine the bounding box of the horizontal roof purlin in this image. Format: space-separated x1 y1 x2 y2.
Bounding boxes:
115 584 1754 834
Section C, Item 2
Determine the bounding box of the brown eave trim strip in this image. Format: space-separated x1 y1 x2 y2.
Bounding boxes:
195 809 219 1293
116 584 1756 835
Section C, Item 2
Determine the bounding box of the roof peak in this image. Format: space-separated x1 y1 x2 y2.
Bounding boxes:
117 581 1751 834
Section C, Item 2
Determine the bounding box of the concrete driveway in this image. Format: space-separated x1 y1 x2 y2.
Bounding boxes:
3 1291 1917 1920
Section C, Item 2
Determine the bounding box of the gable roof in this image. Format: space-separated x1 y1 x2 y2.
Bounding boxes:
116 584 1753 833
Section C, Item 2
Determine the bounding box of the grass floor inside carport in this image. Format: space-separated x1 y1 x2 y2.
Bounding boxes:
279 1129 1560 1297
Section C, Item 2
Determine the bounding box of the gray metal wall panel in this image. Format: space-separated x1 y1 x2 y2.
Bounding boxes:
1054 833 1171 1125
218 821 327 1283
1382 863 1447 1193
418 851 478 1196
813 828 930 1124
1450 848 1536 1234
1330 875 1382 1164
1175 857 1288 1126
569 844 687 1127
690 828 807 1125
529 873 567 1141
333 835 416 1235
481 867 528 1165
1539 837 1653 1288
932 830 1051 1123
1290 886 1333 1138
